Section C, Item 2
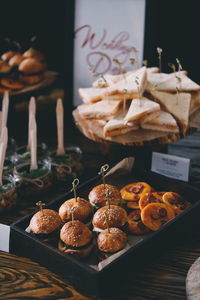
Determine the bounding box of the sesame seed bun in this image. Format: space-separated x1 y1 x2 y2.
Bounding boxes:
19 58 46 74
97 228 127 253
8 54 24 67
59 197 93 223
23 48 45 60
89 184 121 208
92 205 128 230
29 209 62 234
0 61 12 75
60 220 92 248
1 51 18 62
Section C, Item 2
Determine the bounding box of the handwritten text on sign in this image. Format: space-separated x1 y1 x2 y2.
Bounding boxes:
73 0 146 105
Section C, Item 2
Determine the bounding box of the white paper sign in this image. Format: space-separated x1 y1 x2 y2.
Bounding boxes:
0 223 10 252
73 0 146 105
151 152 190 182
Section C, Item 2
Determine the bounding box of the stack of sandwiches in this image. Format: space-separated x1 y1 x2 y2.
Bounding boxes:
76 66 200 139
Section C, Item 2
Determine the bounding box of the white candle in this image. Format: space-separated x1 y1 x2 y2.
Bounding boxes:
0 127 8 186
30 115 38 170
1 92 9 129
56 98 65 155
27 96 36 150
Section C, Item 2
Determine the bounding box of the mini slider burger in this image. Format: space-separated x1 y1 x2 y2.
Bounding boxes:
89 184 121 209
59 197 93 226
28 203 62 244
92 205 128 233
97 226 127 260
58 220 93 259
18 57 46 84
59 178 93 226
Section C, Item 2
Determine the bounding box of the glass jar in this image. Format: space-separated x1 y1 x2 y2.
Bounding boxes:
11 143 49 165
50 145 83 183
14 160 53 199
0 175 18 213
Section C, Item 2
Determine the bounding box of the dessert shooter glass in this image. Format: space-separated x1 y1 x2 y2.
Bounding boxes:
0 175 18 213
14 160 53 199
11 143 49 165
50 145 83 183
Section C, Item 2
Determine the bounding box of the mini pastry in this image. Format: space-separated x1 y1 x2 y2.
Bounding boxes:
59 197 93 226
92 205 128 232
97 227 127 259
58 220 93 259
89 184 121 209
139 191 165 210
141 203 175 231
120 182 152 209
29 208 62 243
162 192 190 215
128 209 150 235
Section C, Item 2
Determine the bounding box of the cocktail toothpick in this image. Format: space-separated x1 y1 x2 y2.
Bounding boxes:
71 206 78 223
30 115 38 171
27 96 36 150
98 164 110 208
0 127 8 186
157 47 163 73
36 201 45 211
168 62 182 104
143 59 148 67
56 98 65 155
1 91 9 130
104 211 110 234
71 178 80 203
135 76 142 106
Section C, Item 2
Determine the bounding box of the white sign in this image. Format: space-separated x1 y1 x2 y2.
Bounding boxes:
151 152 190 182
0 223 10 252
73 0 146 105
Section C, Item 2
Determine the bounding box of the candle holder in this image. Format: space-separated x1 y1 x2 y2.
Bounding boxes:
0 175 18 213
50 145 83 183
14 160 53 199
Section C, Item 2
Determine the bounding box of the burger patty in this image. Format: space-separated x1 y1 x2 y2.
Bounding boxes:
59 238 93 250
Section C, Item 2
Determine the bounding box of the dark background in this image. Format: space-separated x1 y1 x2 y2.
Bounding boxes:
0 0 199 140
0 0 199 82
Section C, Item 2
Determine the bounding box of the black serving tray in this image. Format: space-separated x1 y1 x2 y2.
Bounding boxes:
10 163 200 297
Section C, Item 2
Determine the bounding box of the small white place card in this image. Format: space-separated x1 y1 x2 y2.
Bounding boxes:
151 152 190 182
0 223 10 252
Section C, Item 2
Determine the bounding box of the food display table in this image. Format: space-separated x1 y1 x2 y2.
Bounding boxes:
1 129 200 299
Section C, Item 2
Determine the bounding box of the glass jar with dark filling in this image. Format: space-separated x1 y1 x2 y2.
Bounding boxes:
0 175 18 213
14 160 53 199
50 146 83 183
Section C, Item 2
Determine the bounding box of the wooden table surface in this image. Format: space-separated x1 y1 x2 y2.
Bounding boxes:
1 130 200 300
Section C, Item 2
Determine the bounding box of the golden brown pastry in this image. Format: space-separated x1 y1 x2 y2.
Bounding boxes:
139 191 165 210
162 192 190 215
141 203 175 231
120 182 152 209
128 209 150 235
